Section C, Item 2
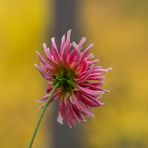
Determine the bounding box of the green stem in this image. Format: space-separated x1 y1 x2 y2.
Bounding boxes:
29 83 59 148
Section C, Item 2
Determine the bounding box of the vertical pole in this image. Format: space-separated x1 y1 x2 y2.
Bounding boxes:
53 0 80 43
48 0 83 148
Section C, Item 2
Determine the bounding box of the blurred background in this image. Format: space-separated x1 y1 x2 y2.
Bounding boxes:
0 0 148 147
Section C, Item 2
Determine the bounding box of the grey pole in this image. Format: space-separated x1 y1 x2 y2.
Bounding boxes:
48 0 83 148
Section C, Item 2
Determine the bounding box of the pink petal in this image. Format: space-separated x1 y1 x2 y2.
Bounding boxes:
34 64 51 80
57 112 63 124
78 37 86 49
72 104 86 122
73 93 95 117
36 51 47 65
60 34 66 53
51 37 60 62
58 101 67 123
79 94 103 107
80 43 94 62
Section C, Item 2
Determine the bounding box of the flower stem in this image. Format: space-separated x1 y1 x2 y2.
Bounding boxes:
29 83 59 148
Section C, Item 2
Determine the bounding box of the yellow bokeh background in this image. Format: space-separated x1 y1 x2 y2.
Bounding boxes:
0 0 148 147
0 0 53 147
80 0 148 147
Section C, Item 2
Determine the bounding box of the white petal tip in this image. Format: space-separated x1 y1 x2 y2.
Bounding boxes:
57 113 64 125
67 29 72 38
90 43 94 47
100 102 105 106
72 42 79 49
68 29 72 33
36 50 40 55
51 37 55 41
34 64 38 68
36 99 43 103
81 37 86 43
57 119 63 125
82 37 86 40
107 67 112 72
43 43 47 49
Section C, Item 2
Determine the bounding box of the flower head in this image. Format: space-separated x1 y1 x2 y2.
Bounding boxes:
35 30 111 128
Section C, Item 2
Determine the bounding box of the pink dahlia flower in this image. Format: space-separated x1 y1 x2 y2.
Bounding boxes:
35 30 111 128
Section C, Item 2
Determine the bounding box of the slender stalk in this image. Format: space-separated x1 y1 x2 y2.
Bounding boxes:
29 83 59 148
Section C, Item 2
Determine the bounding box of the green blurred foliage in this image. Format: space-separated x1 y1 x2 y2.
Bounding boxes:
80 0 148 148
0 0 53 147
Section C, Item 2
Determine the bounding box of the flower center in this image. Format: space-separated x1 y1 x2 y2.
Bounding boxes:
53 69 75 92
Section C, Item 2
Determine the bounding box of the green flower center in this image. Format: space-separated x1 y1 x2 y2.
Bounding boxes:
53 69 75 92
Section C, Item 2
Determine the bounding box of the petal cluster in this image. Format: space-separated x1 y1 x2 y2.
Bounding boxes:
35 30 111 128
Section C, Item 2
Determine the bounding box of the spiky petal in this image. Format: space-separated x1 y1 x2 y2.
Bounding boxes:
35 30 112 128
